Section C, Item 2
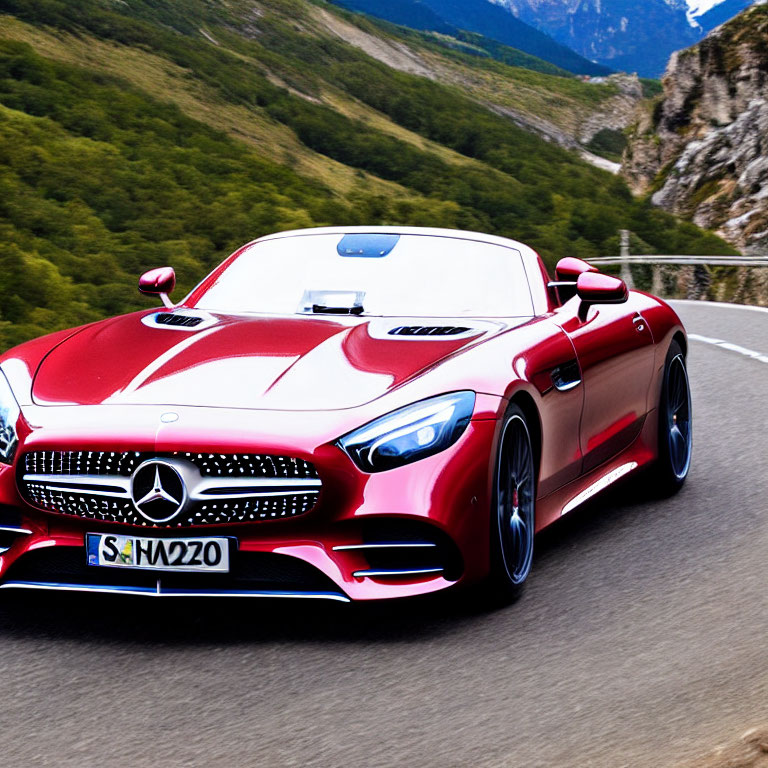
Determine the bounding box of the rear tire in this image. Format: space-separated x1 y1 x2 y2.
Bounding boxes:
650 339 692 496
485 404 536 606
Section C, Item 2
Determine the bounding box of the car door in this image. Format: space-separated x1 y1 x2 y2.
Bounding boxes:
507 316 585 501
554 294 656 474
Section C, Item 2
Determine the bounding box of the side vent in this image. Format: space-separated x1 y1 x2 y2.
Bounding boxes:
388 326 472 337
155 313 203 328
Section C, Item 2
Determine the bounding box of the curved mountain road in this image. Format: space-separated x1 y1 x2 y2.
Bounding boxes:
1 300 767 768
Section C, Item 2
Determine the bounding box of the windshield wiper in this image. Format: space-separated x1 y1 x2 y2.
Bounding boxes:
311 304 364 315
300 289 366 316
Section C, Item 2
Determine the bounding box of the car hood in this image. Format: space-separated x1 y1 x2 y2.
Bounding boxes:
31 311 509 410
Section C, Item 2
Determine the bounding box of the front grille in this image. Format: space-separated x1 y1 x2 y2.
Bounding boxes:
19 451 321 527
20 486 320 526
4 546 340 593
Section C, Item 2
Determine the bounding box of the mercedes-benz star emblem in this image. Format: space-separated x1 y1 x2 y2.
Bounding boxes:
130 460 186 523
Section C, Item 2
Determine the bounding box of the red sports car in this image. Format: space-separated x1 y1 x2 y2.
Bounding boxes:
0 227 692 603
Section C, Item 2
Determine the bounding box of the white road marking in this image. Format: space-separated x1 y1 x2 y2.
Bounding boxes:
670 299 768 315
688 333 768 364
668 300 768 363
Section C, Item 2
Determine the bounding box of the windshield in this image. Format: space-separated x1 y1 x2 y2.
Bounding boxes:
192 233 535 317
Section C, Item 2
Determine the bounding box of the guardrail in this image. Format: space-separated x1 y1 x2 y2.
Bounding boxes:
587 232 768 304
585 252 768 305
590 255 768 267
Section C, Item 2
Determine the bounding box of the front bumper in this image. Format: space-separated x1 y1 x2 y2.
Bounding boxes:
0 401 502 601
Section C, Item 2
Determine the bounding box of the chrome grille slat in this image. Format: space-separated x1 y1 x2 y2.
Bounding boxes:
20 451 321 527
332 542 437 551
22 473 321 495
352 567 445 578
23 451 318 479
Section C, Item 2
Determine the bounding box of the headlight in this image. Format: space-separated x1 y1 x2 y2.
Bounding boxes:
338 391 475 473
0 371 20 465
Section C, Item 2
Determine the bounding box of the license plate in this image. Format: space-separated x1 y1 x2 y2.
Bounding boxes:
86 533 231 573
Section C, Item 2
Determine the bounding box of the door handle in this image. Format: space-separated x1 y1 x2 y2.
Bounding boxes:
633 314 647 333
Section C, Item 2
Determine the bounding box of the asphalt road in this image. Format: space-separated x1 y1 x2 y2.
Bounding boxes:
2 300 768 768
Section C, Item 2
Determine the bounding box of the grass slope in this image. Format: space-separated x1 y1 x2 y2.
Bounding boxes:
0 0 735 348
329 0 612 75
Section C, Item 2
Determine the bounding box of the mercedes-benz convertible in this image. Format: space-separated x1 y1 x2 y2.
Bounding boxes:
0 227 692 603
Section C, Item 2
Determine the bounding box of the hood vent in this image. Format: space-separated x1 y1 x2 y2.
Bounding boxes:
141 310 218 332
366 318 499 342
388 326 472 337
155 313 203 328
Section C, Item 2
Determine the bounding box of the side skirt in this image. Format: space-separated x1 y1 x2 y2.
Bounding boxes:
534 410 658 532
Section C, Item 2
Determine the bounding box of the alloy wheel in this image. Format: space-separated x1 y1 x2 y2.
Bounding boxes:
497 415 535 585
666 354 692 480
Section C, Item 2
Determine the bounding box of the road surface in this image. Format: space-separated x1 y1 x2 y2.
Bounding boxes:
1 300 767 768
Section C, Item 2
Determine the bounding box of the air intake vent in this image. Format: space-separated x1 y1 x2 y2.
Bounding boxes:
155 313 203 327
388 326 472 337
141 310 217 332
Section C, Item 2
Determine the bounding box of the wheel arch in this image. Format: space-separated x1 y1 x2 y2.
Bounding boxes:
672 330 687 358
507 390 542 488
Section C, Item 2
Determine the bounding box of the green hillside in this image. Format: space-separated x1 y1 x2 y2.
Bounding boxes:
0 0 735 348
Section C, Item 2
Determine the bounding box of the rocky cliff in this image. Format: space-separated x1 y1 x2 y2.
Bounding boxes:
623 3 768 253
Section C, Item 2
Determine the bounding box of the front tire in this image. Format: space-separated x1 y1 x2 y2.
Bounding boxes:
486 404 536 605
651 339 693 495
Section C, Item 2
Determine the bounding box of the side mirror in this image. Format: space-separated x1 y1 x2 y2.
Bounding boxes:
576 272 628 305
549 257 598 305
139 267 176 309
555 257 597 282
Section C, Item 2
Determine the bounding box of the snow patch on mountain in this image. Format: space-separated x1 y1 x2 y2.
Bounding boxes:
685 0 728 25
486 0 755 75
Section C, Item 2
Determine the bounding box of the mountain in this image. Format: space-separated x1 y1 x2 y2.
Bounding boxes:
329 0 612 75
487 0 756 77
623 4 768 260
0 0 733 347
